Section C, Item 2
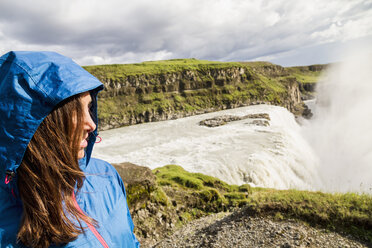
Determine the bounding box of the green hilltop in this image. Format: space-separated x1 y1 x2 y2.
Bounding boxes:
85 58 243 78
84 58 325 83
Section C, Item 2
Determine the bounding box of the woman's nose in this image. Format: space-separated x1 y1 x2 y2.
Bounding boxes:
84 112 96 132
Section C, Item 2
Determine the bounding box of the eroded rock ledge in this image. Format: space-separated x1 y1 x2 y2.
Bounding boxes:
199 113 270 127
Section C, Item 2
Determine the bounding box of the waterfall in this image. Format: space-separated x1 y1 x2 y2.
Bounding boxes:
93 104 321 190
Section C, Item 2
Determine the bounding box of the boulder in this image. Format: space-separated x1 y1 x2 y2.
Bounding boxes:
113 162 157 211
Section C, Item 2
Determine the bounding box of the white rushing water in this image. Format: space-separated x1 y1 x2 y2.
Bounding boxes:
93 104 321 190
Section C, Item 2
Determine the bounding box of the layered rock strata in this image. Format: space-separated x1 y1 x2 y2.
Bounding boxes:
85 61 324 130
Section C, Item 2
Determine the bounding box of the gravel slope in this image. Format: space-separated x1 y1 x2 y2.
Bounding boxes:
153 212 371 248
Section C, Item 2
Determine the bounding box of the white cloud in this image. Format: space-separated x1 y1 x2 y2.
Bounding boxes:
0 0 371 66
311 7 372 43
78 50 174 65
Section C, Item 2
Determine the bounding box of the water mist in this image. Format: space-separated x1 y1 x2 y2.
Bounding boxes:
304 50 372 193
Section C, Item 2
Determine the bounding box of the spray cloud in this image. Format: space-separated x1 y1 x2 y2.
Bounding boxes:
305 44 372 193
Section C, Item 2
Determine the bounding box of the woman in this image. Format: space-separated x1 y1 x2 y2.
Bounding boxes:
0 51 140 247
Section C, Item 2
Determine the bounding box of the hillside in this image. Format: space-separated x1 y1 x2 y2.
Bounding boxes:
84 59 325 130
114 163 372 247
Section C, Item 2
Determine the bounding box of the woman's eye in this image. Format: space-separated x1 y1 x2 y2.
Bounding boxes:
88 103 96 121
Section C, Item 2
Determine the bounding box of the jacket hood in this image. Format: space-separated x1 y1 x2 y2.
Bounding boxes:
0 51 103 189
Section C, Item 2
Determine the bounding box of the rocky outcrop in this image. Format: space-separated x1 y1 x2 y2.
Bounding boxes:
113 163 174 245
199 113 270 127
302 104 313 119
299 82 317 100
113 163 252 247
113 162 157 211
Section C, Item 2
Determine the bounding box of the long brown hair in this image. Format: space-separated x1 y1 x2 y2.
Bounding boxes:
17 93 96 248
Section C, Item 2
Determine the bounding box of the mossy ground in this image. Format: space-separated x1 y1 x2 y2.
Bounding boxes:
146 165 372 243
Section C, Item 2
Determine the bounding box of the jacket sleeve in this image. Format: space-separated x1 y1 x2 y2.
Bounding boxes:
114 169 141 248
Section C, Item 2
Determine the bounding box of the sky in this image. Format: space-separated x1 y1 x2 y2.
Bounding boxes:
0 0 371 66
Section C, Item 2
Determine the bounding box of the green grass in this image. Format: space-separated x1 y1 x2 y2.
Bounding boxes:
84 58 242 80
85 58 323 85
153 165 252 213
286 66 325 84
239 61 277 67
85 58 322 85
154 165 230 191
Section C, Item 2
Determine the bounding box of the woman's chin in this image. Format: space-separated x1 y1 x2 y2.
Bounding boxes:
78 149 85 159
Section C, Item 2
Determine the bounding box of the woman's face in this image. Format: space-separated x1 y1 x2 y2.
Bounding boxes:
78 92 96 159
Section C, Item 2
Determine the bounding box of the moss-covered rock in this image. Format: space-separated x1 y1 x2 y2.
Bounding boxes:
113 162 157 210
115 163 254 245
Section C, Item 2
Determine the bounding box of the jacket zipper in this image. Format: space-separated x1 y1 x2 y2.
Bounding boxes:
72 192 109 248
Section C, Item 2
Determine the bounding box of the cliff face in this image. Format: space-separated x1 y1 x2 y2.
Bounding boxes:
286 64 328 100
100 67 247 97
85 60 322 130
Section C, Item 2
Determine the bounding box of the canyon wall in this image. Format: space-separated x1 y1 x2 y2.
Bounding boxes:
85 60 323 130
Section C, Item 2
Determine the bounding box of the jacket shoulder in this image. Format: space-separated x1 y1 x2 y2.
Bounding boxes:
82 157 125 196
85 157 117 174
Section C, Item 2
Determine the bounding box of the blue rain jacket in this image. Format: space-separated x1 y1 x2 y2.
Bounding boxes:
0 51 140 247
